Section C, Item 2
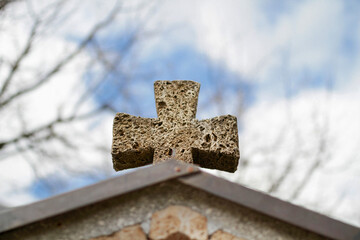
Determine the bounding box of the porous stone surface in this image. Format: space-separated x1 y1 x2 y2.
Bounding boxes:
90 225 146 240
112 80 240 172
210 230 246 240
149 205 207 240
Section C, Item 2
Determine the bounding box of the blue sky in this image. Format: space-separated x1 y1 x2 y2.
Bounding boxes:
84 0 360 120
26 0 360 206
87 43 256 118
1 0 360 227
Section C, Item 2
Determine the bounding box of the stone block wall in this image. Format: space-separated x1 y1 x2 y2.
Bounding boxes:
90 205 245 240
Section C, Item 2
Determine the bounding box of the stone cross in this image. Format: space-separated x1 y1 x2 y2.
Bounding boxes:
111 80 240 172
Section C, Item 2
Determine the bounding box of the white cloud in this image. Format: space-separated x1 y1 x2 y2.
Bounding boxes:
236 89 360 225
274 0 344 70
148 0 358 93
0 0 114 205
1 0 360 227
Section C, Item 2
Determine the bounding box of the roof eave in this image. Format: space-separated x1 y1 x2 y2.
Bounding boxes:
0 160 359 240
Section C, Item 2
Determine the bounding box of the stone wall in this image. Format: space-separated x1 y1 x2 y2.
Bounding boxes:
90 205 244 240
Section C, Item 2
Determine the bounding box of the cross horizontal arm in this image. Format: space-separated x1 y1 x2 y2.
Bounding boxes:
112 113 157 170
192 115 240 172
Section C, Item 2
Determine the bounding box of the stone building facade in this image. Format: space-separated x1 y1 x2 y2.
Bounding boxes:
0 160 359 240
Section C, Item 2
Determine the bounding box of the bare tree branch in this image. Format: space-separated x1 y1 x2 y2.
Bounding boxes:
267 154 296 194
290 136 326 201
0 0 14 12
0 0 122 110
0 19 40 98
290 108 329 201
0 106 105 152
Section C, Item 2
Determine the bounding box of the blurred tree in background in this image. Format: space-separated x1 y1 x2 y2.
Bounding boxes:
0 0 161 194
0 0 359 226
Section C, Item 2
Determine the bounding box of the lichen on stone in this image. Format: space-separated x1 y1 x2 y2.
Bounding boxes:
111 80 240 172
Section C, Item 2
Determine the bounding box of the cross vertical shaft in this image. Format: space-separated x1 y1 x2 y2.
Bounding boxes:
154 80 200 122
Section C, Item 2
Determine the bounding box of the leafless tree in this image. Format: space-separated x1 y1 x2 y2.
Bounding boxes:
0 0 158 195
0 0 13 11
200 44 358 223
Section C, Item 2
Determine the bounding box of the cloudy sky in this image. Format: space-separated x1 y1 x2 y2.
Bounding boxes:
0 0 360 226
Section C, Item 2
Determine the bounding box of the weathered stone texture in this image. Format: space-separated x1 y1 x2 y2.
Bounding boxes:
154 80 200 122
112 80 240 172
210 230 246 240
112 114 154 170
90 224 146 240
149 205 207 240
